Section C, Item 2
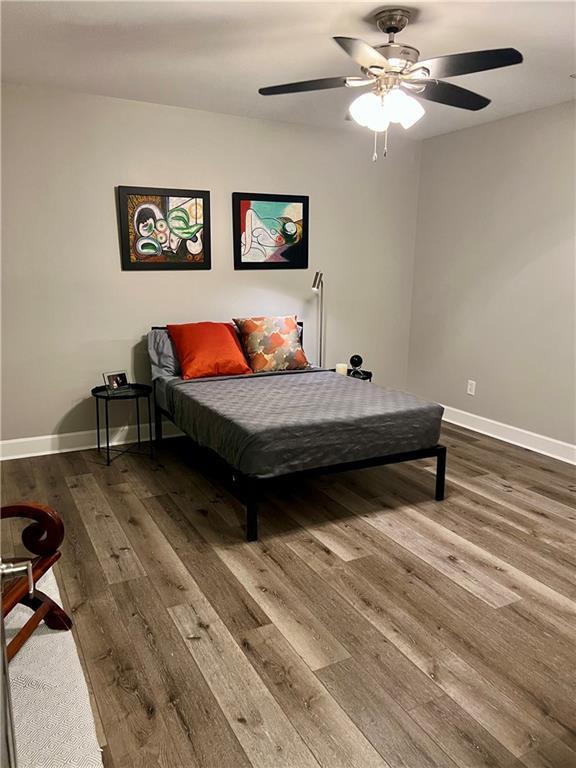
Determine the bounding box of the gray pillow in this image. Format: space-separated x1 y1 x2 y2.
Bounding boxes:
147 329 181 379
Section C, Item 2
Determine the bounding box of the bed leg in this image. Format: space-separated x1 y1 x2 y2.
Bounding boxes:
243 478 258 542
154 403 163 445
435 445 447 501
246 501 258 542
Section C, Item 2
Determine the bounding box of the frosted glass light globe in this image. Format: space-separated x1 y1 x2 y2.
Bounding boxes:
349 92 390 133
383 88 425 129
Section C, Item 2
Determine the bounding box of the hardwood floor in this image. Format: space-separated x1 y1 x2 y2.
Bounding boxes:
2 424 575 768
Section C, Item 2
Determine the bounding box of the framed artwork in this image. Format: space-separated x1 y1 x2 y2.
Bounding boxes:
232 192 309 270
117 186 211 270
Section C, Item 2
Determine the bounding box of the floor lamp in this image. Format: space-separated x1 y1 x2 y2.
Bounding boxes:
311 271 324 367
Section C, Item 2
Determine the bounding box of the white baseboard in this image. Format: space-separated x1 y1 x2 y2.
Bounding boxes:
0 422 183 461
442 406 576 465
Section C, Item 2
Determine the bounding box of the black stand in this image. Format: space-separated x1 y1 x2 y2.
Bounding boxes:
92 384 153 465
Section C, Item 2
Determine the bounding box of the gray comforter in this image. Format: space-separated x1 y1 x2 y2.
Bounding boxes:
159 369 443 479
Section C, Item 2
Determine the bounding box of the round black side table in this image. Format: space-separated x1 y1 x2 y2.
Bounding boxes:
91 384 153 465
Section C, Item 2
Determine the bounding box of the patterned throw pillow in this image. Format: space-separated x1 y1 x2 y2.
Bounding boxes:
233 315 309 373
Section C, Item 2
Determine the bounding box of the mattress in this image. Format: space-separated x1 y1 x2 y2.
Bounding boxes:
158 370 443 479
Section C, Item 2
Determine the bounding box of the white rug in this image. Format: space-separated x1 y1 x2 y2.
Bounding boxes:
6 571 103 768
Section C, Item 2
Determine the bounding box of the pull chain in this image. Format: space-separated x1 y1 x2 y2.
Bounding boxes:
372 129 389 162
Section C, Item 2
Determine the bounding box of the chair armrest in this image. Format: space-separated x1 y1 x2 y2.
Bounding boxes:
1 503 64 556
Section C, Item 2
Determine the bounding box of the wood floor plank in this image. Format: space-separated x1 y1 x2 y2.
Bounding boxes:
168 602 320 768
241 624 391 768
316 656 460 768
79 450 128 489
56 450 90 478
54 568 108 750
415 477 576 565
70 587 185 767
323 562 447 672
436 428 575 483
365 502 576 630
410 693 519 768
283 530 343 574
112 578 252 768
3 456 39 497
145 493 270 636
426 650 552 758
158 450 244 529
115 452 166 499
451 472 576 527
65 473 146 584
412 495 576 600
212 541 351 671
527 481 576 509
33 455 108 606
519 737 576 768
363 504 522 608
272 489 373 562
350 552 576 741
251 534 442 710
99 482 207 609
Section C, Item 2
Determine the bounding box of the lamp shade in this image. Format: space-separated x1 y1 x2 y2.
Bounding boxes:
311 271 323 292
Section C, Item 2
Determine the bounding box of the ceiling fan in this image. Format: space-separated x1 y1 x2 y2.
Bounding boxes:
258 8 523 158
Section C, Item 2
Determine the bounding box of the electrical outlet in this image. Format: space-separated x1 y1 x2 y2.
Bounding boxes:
466 379 476 396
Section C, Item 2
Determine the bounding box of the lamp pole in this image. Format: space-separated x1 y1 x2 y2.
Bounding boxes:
312 271 324 367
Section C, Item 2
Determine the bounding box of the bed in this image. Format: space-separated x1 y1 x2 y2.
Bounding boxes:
149 326 446 540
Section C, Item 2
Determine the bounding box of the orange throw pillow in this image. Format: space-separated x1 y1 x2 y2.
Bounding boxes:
167 322 251 379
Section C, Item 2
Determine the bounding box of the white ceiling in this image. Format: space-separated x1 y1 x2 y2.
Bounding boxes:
2 1 575 139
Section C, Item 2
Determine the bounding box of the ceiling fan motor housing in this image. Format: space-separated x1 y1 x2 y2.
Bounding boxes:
372 42 420 72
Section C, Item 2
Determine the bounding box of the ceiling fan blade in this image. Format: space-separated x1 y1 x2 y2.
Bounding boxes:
333 36 388 70
415 48 523 79
259 76 360 95
405 79 490 110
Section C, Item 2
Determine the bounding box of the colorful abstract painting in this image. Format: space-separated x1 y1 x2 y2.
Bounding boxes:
232 192 309 270
118 186 211 270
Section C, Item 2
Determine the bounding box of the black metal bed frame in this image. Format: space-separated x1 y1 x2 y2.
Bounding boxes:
153 396 446 543
150 324 446 541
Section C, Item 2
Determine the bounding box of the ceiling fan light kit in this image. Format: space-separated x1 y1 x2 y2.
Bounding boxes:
349 89 425 131
258 6 523 160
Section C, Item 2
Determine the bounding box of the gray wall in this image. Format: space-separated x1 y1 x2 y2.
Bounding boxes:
407 102 576 443
1 84 421 441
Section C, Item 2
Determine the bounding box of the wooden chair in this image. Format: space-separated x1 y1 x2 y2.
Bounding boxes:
1 503 72 661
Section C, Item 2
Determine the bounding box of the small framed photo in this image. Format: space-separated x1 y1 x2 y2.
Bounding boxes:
103 371 129 391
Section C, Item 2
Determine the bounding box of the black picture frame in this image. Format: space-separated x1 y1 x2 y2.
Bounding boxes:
117 185 211 271
232 192 309 270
